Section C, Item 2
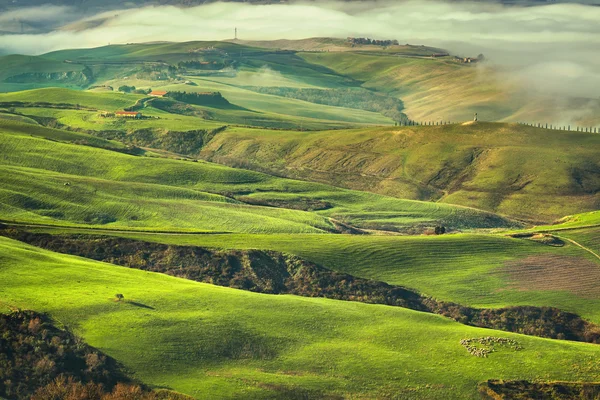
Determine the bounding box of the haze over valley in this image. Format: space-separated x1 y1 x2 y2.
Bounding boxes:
0 1 599 399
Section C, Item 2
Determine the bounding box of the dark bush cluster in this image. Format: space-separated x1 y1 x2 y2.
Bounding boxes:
165 91 230 107
235 196 333 212
0 311 126 399
479 379 600 400
175 61 227 71
243 86 407 123
5 230 600 345
0 102 92 111
93 127 225 156
0 311 193 400
347 37 399 46
118 85 136 93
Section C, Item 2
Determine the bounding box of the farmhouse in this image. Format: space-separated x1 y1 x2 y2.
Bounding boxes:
149 90 168 97
115 111 142 119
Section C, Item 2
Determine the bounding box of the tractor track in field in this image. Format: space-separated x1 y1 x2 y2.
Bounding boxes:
556 235 600 262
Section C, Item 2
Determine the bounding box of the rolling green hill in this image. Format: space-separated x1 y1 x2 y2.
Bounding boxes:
199 122 600 223
0 85 393 131
2 236 600 400
2 38 600 400
48 228 597 325
2 39 600 126
0 54 89 92
4 88 596 223
0 120 513 233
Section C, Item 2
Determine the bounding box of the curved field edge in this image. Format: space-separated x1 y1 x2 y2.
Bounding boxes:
0 122 518 233
32 227 600 325
6 229 600 345
2 236 600 400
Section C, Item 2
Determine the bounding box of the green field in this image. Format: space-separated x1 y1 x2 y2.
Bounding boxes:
2 37 600 400
0 120 514 233
2 236 600 400
36 228 596 325
199 122 600 222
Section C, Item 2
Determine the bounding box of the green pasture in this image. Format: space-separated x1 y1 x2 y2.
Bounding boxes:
2 236 600 399
200 122 600 222
0 124 514 232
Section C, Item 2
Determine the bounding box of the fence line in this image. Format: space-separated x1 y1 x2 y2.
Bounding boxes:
395 120 599 133
518 122 599 133
397 120 453 126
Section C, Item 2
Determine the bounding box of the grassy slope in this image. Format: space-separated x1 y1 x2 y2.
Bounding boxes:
299 52 518 122
0 87 141 110
0 118 128 149
0 121 512 232
0 54 87 92
157 78 393 126
33 43 398 129
81 230 600 325
1 85 392 131
42 41 268 63
200 122 600 222
10 106 225 132
2 236 600 400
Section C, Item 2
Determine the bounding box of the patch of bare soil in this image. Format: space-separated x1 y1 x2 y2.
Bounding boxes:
498 255 600 299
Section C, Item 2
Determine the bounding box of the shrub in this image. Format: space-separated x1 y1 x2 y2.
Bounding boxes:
118 85 136 93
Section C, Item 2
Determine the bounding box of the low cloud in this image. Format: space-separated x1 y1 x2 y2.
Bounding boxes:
0 5 82 32
0 1 598 108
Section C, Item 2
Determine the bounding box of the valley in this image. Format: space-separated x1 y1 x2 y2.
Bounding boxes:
0 37 599 399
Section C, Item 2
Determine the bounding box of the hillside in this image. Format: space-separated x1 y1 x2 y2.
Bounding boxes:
2 86 597 223
1 36 600 400
300 51 600 126
1 40 598 126
199 122 600 223
0 119 514 233
0 54 90 92
2 236 600 400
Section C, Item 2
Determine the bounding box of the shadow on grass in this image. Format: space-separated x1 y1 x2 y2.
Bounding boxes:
126 301 155 310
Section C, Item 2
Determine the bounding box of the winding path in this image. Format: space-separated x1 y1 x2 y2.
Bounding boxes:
555 235 600 262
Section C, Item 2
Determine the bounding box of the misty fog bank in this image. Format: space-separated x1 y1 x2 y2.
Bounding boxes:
0 1 599 100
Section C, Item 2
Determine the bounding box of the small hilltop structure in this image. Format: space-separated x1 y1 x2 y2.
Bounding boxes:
462 113 479 126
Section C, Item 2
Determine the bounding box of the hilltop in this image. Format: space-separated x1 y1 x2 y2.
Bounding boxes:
1 39 599 126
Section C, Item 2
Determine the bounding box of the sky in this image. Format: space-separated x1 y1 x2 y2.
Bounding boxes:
0 1 599 99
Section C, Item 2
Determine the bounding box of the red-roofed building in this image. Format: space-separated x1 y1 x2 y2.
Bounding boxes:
149 90 168 97
115 111 142 119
